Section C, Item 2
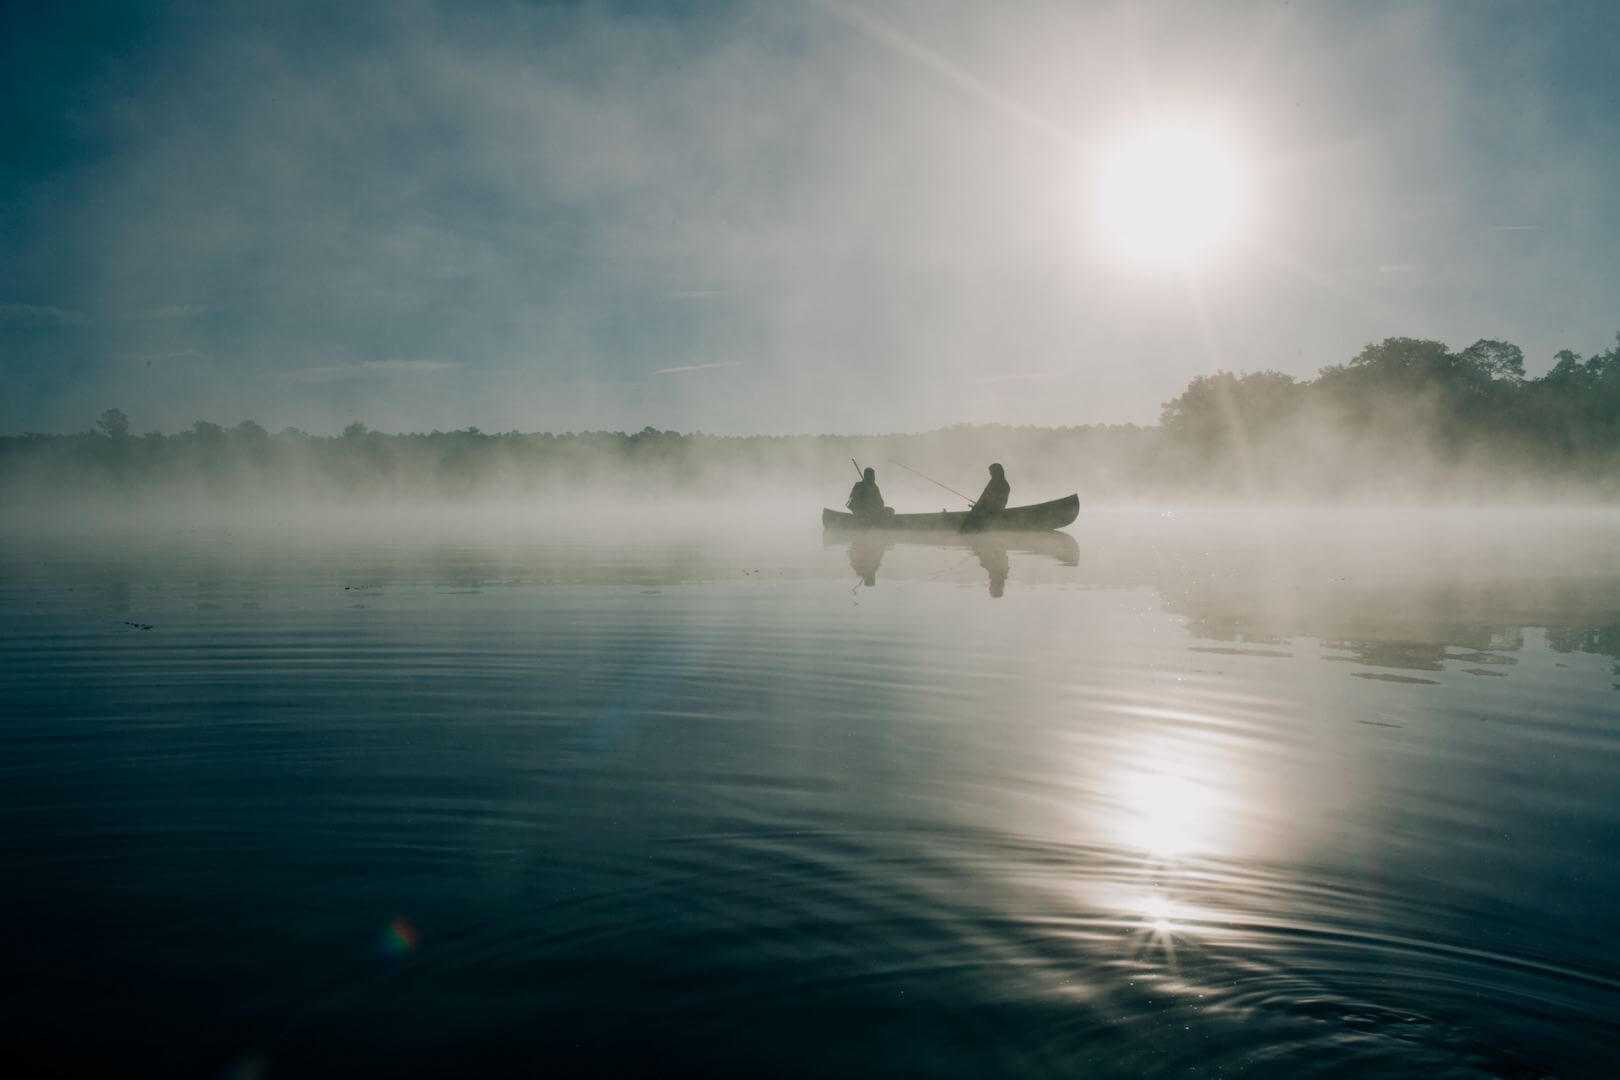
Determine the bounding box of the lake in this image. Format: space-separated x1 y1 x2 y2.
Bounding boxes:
3 507 1618 1077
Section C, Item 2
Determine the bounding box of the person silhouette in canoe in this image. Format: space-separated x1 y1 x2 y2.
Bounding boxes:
846 467 893 522
960 463 1009 533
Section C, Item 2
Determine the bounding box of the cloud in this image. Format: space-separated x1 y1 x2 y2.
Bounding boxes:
651 361 743 376
0 304 88 328
6 2 1618 435
0 303 211 329
135 304 213 321
114 349 211 364
283 359 462 384
972 372 1064 384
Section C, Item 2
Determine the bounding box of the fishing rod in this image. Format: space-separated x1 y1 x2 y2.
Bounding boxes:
888 461 975 505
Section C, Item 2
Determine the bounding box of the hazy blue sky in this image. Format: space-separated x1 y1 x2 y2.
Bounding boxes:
3 0 1618 435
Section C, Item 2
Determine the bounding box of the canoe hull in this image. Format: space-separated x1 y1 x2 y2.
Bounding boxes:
822 494 1078 533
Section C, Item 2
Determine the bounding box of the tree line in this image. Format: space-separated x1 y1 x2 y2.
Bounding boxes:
1156 334 1620 499
3 333 1617 504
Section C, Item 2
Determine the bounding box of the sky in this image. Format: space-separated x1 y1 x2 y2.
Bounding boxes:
2 0 1618 436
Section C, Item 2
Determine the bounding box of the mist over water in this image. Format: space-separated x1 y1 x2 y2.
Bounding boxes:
7 1 1620 1072
4 504 1618 1075
11 326 1620 511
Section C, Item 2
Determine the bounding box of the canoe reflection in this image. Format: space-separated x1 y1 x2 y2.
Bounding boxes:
834 529 1079 596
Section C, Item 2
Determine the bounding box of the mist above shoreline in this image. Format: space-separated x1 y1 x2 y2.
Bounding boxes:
6 333 1618 508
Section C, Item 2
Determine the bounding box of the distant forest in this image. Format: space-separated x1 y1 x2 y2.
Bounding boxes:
4 335 1619 504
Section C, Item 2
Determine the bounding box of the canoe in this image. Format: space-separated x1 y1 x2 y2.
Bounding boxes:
821 493 1078 533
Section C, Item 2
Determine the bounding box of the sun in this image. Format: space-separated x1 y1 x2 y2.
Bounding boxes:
1094 125 1250 268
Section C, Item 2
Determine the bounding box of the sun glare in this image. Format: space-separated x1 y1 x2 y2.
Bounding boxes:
1094 125 1249 268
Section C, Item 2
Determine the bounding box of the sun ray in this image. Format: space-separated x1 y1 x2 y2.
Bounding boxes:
814 0 1078 149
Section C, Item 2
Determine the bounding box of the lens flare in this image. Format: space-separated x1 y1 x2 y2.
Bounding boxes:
379 916 419 958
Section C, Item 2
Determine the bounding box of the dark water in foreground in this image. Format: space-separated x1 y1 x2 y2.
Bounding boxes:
3 509 1619 1077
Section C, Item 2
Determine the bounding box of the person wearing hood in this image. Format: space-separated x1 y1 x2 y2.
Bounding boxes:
846 467 889 521
960 463 1009 533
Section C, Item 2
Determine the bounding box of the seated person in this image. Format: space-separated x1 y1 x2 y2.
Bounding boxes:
846 467 889 520
960 462 1009 532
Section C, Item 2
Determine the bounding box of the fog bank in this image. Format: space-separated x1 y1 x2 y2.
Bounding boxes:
7 333 1619 515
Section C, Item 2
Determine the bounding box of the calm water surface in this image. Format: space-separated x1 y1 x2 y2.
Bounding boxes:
3 509 1619 1077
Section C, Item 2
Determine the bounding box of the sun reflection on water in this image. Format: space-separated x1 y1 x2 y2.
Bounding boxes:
1114 755 1224 859
1142 892 1178 933
1093 732 1253 976
1123 890 1189 974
